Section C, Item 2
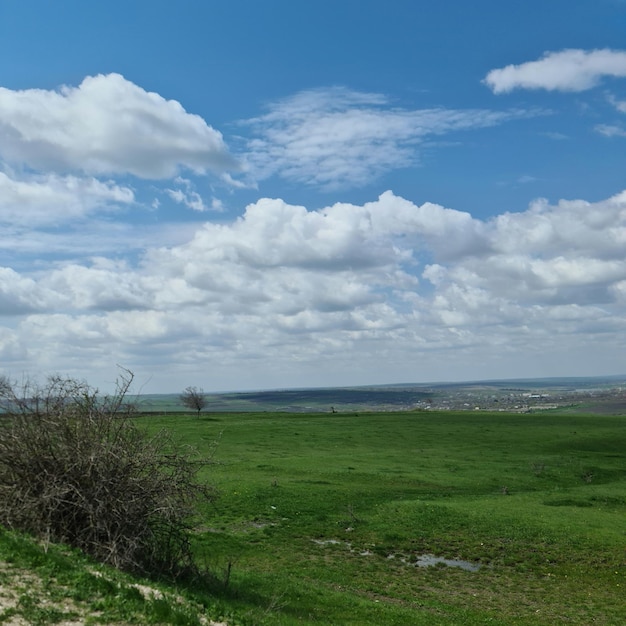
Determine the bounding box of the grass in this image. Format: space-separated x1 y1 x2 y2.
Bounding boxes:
0 527 229 625
2 409 625 624
151 410 626 624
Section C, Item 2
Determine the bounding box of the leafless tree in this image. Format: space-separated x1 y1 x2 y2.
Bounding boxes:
180 386 208 418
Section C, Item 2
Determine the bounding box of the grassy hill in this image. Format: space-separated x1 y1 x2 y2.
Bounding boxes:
1 408 625 624
0 528 229 625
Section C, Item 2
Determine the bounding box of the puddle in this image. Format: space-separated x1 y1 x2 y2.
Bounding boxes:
413 553 481 572
311 539 481 572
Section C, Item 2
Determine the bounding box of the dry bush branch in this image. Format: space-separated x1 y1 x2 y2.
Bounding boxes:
0 370 215 578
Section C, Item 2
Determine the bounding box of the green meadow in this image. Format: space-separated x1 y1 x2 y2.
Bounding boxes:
161 409 626 624
2 409 625 624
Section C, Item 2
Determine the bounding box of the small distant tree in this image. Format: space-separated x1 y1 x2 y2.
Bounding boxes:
180 386 208 418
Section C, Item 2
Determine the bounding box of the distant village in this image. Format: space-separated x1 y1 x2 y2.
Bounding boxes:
410 381 626 414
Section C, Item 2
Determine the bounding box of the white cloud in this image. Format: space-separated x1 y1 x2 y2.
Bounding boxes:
484 49 626 93
0 73 238 178
0 267 60 314
0 327 24 361
595 123 626 137
489 191 626 260
425 190 626 308
242 87 529 190
44 260 150 311
0 171 134 226
166 188 209 212
4 189 626 390
13 189 626 318
607 93 626 113
165 177 213 212
0 220 198 267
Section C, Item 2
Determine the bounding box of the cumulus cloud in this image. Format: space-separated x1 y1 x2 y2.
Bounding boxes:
242 87 530 190
4 189 626 389
15 189 626 315
425 190 626 308
0 171 134 226
44 260 150 311
489 191 626 260
0 73 238 178
484 49 626 93
0 267 59 315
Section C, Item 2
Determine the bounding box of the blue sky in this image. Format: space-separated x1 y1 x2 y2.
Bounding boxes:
1 0 626 392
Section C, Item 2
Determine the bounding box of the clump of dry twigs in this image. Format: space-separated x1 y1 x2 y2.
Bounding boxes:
0 370 215 578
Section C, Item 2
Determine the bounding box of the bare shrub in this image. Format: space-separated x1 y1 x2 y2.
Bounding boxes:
0 370 215 577
179 386 208 418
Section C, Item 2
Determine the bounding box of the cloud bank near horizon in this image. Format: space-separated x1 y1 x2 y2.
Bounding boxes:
3 188 626 389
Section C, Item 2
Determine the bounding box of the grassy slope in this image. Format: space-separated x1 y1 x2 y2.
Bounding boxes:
2 410 625 624
0 527 232 625
140 410 626 625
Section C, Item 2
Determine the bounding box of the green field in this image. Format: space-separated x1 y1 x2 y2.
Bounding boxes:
2 409 625 624
158 410 626 624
